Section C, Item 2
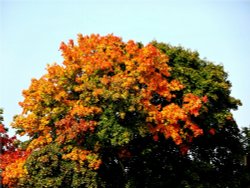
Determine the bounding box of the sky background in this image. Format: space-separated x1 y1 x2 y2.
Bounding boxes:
0 0 250 137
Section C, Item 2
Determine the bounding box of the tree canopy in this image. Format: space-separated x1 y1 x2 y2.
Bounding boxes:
0 34 248 187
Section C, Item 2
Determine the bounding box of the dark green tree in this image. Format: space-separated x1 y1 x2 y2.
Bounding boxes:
100 42 247 187
125 41 245 187
241 126 250 186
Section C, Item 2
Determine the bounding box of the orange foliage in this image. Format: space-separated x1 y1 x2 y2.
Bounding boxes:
2 34 209 186
62 147 102 170
0 124 30 188
1 153 29 188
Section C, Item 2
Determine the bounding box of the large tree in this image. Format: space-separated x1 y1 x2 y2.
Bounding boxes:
0 34 247 187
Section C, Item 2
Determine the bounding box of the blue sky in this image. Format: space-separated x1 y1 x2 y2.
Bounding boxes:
0 0 250 136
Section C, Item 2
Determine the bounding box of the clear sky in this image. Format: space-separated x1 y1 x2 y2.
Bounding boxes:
0 0 250 136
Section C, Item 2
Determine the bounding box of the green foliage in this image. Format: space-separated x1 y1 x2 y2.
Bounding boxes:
241 127 250 186
242 127 250 154
21 143 103 188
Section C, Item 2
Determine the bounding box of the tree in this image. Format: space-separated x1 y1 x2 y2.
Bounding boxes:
241 126 250 186
0 34 246 187
143 42 247 187
0 109 29 188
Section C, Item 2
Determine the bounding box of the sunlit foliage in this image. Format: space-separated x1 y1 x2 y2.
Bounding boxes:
1 34 246 187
